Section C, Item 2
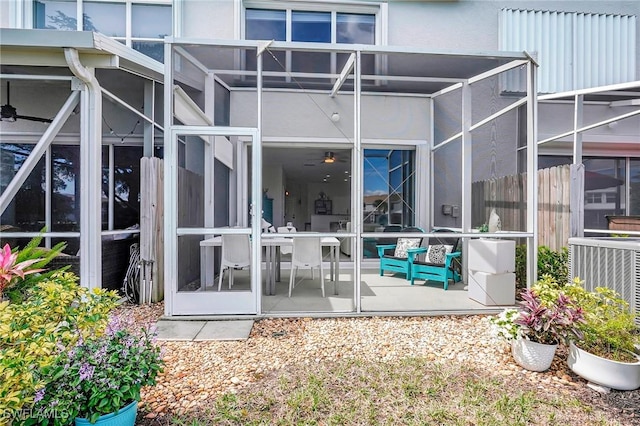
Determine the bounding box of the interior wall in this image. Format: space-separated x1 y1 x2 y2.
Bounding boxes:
262 164 284 227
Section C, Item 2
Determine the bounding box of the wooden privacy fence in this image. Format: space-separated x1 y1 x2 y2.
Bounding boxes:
140 157 164 303
472 164 575 251
141 158 205 302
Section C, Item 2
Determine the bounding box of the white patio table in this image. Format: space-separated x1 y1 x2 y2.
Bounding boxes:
199 235 340 295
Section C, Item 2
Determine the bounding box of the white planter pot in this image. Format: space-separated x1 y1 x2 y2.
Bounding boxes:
567 341 640 391
511 338 558 372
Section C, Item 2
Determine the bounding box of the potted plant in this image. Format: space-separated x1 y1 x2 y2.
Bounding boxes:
536 278 640 390
30 315 164 425
490 288 584 371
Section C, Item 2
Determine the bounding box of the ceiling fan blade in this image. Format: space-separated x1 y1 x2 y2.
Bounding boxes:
15 114 53 123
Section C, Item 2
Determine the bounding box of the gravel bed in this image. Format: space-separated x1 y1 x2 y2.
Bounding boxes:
113 302 640 425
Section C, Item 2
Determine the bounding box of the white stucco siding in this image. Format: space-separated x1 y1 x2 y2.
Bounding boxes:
230 91 429 142
0 1 12 28
386 1 640 80
180 0 237 39
387 1 498 51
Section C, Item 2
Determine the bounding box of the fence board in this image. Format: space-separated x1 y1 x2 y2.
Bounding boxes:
473 165 571 250
140 157 164 303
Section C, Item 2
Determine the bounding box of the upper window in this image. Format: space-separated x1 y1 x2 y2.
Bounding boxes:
245 5 377 75
245 7 376 44
33 0 171 62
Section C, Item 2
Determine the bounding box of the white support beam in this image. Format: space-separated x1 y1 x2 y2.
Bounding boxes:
0 74 74 81
174 46 210 74
102 87 164 131
526 61 538 288
609 98 640 107
470 97 527 132
460 82 472 283
163 41 175 316
432 131 462 152
330 52 355 98
430 82 463 98
0 90 79 216
108 145 114 230
143 81 155 157
467 59 529 85
354 49 362 313
254 46 264 315
573 95 584 164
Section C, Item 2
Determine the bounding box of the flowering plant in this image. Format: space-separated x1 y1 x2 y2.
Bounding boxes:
0 243 42 298
489 308 523 341
30 316 164 424
490 289 585 345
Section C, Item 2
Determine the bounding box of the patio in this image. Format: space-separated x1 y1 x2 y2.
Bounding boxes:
195 258 504 316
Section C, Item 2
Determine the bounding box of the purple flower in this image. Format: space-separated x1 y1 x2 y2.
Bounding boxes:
34 388 45 403
106 316 122 337
95 345 107 362
78 363 95 381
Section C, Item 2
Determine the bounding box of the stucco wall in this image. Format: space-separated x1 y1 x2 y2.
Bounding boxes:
230 91 429 142
0 1 12 28
387 1 640 79
180 0 237 39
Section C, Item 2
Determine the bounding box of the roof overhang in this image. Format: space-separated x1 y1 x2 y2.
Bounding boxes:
0 29 164 82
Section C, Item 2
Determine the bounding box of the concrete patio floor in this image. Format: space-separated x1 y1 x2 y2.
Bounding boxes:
159 260 514 340
194 262 512 315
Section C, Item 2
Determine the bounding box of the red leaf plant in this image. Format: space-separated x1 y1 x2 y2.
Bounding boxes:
514 289 585 345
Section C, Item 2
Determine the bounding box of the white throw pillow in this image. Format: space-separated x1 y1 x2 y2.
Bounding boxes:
393 238 421 258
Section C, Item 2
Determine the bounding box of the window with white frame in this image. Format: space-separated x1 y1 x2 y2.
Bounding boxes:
244 2 379 75
33 0 171 62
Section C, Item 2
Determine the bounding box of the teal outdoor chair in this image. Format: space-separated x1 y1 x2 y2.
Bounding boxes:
408 229 461 290
377 226 424 280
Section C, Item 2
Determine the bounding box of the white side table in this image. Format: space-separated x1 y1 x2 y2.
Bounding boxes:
467 239 516 306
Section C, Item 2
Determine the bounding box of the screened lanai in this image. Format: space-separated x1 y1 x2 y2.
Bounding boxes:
0 29 164 293
163 38 539 317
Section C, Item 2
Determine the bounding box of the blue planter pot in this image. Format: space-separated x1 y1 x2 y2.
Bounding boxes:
75 400 137 426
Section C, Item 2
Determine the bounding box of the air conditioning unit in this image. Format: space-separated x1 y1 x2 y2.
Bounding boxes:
568 237 640 326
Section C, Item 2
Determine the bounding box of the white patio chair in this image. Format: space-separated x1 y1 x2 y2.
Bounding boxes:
288 237 324 297
218 234 251 291
277 224 297 255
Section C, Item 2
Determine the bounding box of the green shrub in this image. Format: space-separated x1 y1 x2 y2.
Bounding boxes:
533 276 639 363
515 245 568 292
0 272 119 415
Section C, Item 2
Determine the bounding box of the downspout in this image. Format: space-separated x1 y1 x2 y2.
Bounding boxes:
65 48 103 290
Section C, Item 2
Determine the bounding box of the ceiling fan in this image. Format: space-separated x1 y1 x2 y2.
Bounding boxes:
1 82 53 123
304 151 348 166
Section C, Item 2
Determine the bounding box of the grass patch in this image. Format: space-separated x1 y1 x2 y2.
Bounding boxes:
165 358 621 426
